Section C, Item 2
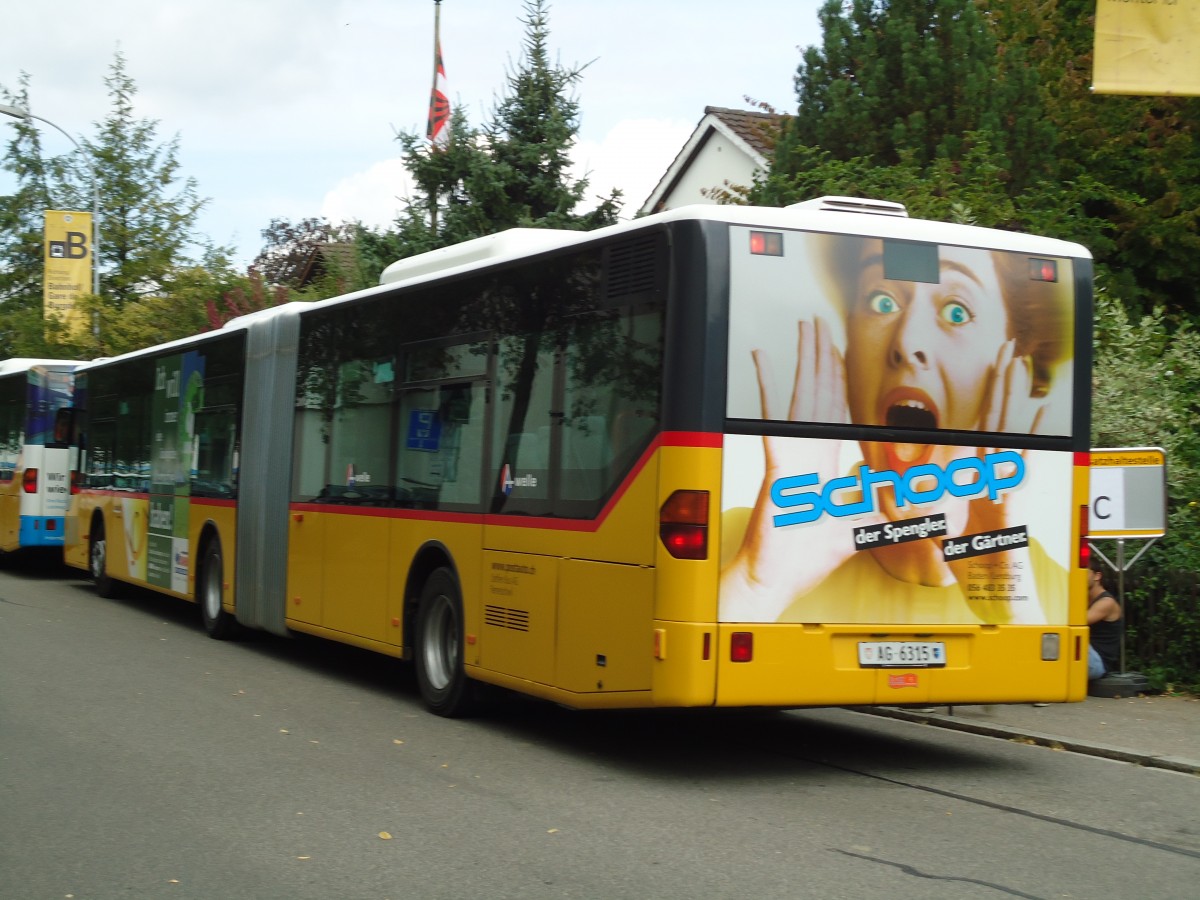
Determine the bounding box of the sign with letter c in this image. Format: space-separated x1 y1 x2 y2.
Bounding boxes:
1089 447 1166 539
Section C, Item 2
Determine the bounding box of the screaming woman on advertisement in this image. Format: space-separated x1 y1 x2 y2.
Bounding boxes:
719 235 1073 626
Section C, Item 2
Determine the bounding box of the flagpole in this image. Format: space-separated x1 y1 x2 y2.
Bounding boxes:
428 0 443 234
430 0 442 121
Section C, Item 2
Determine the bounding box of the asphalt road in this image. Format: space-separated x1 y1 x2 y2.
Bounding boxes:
2 558 1198 900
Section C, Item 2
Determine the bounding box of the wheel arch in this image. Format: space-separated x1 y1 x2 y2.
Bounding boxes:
89 507 105 540
403 541 459 659
195 519 225 600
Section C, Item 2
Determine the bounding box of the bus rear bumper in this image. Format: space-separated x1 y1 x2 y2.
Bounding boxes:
712 624 1089 707
19 516 65 548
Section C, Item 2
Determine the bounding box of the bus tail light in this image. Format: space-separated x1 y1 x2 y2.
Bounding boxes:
730 632 753 662
749 230 784 256
70 471 82 495
1078 504 1089 568
659 490 708 560
1028 258 1059 282
22 468 38 493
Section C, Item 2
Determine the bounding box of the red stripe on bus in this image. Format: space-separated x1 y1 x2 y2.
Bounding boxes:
76 489 235 509
79 489 151 500
80 431 723 534
1075 451 1090 466
661 431 723 448
192 498 237 509
289 503 484 525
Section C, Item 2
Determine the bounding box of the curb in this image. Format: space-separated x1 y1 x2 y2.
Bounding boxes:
849 706 1200 777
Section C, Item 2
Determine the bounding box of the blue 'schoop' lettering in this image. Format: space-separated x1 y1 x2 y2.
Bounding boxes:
770 450 1025 528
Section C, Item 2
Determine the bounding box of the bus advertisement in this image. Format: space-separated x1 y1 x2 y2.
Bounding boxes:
64 198 1093 715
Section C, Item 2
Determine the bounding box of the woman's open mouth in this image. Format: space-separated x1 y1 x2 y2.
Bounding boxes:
880 388 940 431
878 389 939 473
886 397 938 430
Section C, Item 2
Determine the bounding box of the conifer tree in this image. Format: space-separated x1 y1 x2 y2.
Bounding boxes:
479 0 619 232
762 0 1054 213
71 51 208 316
372 0 621 262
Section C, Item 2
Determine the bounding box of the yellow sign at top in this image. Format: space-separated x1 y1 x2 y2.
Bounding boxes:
1094 0 1200 97
1091 448 1165 469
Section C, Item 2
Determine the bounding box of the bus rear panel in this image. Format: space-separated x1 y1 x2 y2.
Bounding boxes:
0 361 76 553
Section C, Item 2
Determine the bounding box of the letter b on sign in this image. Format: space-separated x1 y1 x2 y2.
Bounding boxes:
65 231 88 259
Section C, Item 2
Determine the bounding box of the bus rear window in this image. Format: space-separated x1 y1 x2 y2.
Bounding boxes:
726 229 1075 440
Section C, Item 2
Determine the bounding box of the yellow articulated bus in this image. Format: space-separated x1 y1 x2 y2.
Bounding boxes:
64 198 1094 715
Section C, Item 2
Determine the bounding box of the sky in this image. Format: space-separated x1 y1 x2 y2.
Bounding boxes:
0 0 825 268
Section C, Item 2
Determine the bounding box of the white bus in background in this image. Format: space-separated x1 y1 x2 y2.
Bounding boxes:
0 359 78 555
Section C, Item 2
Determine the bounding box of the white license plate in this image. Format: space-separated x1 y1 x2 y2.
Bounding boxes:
858 641 946 668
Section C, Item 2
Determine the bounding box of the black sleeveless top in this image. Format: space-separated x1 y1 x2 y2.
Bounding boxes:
1089 592 1123 673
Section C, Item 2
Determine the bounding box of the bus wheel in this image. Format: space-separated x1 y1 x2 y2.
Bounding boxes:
89 520 119 599
415 568 477 717
199 539 237 640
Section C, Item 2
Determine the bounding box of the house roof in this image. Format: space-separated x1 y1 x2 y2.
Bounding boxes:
705 105 784 159
295 241 361 290
639 106 787 214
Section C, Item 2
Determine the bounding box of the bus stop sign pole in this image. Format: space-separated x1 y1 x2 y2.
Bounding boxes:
1088 447 1167 698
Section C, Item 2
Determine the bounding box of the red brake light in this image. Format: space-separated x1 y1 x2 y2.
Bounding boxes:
1078 504 1090 568
70 471 82 495
659 490 709 560
730 632 754 662
749 230 783 257
22 468 38 493
1029 258 1059 282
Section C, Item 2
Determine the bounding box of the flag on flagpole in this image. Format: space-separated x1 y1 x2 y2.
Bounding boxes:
426 2 450 148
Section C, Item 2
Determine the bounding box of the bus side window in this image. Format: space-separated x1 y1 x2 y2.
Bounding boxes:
395 381 486 509
560 415 610 501
0 378 20 482
190 407 238 499
506 432 547 471
293 306 397 506
87 419 116 490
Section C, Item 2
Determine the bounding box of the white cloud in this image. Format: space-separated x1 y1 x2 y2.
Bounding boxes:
320 116 695 232
571 118 696 216
1 1 823 266
321 158 415 231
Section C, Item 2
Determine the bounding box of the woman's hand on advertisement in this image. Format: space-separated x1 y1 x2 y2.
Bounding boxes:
978 339 1048 436
720 318 864 621
965 340 1044 537
951 340 1046 624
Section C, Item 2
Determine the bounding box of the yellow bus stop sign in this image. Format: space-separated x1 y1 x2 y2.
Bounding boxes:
1090 447 1166 539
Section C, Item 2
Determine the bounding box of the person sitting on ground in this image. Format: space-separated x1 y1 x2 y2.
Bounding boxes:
1087 559 1122 680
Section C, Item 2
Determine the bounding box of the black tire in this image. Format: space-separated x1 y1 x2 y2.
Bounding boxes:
199 538 237 640
414 567 478 717
89 518 120 599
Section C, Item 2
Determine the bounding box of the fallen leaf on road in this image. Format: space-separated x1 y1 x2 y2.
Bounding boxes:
379 832 393 840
